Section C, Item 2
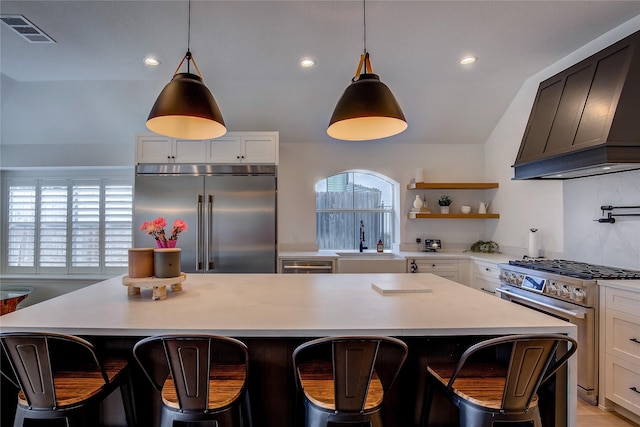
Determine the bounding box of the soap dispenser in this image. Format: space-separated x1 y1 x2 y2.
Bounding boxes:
377 239 384 252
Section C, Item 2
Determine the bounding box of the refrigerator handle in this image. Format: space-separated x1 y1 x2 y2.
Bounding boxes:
197 195 204 271
208 194 214 270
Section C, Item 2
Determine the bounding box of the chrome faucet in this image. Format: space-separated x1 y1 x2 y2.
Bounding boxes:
359 220 367 252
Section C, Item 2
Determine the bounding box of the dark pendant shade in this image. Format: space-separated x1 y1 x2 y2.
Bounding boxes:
327 73 407 141
146 72 226 140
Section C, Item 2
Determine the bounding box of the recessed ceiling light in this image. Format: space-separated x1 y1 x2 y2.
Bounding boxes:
144 57 161 67
460 56 477 65
300 58 316 68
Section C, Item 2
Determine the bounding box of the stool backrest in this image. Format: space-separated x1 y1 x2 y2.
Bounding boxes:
0 332 107 410
293 336 408 413
448 334 577 412
133 334 249 412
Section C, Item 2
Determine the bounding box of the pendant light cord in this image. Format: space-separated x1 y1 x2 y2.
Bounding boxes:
186 0 191 73
352 0 371 81
362 0 367 55
173 0 204 77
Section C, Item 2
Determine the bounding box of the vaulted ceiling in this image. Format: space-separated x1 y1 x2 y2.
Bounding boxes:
1 1 639 146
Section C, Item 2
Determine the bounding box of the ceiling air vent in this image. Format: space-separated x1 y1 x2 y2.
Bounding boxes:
0 15 55 43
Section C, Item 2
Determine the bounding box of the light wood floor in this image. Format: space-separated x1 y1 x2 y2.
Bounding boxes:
578 399 639 426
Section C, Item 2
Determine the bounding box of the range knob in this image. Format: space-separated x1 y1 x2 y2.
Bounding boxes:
515 274 524 286
572 288 586 302
560 285 571 299
547 282 558 295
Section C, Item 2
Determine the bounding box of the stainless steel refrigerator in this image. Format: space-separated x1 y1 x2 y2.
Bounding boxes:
134 164 277 273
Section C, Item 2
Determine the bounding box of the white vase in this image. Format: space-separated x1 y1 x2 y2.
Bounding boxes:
413 195 424 209
440 206 450 214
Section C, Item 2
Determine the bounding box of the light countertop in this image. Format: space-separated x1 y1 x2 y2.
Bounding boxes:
0 273 574 338
597 279 640 293
279 250 513 263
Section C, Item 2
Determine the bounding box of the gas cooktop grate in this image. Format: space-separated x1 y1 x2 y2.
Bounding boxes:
508 259 640 280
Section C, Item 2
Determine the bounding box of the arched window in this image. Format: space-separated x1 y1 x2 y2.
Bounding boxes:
315 171 398 250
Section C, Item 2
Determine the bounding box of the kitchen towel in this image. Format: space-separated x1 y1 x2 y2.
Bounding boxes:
528 228 539 258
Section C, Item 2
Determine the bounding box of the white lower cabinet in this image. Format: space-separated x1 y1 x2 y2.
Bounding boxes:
471 260 500 296
408 259 469 284
600 284 640 423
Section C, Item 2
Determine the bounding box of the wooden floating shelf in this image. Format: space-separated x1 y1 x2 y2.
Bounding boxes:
407 183 499 190
408 213 500 219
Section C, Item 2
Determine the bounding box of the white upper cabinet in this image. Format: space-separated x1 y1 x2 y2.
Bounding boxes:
208 132 279 164
136 132 278 165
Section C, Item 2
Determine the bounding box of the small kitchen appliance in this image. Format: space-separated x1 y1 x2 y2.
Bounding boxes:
423 239 442 252
497 258 640 405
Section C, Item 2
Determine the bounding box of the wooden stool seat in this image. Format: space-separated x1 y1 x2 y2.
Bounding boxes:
17 357 129 408
297 361 384 410
161 363 247 410
427 362 538 410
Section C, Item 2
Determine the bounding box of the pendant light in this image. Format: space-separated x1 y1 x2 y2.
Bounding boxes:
327 0 407 141
146 0 226 140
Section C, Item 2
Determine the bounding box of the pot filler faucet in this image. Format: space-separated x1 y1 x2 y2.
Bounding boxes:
359 220 367 252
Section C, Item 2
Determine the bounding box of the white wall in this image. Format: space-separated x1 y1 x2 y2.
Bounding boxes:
278 140 489 251
485 17 640 267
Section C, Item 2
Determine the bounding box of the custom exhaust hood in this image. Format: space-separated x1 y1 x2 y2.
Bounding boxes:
512 30 640 180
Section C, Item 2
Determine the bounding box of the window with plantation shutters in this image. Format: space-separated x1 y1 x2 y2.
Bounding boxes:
3 174 133 275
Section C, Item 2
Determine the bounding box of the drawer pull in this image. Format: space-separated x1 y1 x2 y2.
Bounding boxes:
630 338 640 345
480 287 496 295
631 386 640 395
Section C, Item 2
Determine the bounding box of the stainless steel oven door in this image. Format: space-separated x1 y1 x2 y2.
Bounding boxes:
496 286 597 404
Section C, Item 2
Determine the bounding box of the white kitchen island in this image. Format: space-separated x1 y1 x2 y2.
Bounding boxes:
0 273 577 426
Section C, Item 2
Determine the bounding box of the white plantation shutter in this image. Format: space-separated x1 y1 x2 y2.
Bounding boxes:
71 182 101 268
39 182 68 269
104 182 133 268
7 182 37 270
4 174 133 274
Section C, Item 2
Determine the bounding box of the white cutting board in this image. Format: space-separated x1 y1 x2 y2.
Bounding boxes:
371 280 432 295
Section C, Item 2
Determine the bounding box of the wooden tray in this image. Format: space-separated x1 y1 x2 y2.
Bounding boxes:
122 273 186 300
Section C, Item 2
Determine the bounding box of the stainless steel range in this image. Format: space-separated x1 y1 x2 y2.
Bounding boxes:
497 259 640 405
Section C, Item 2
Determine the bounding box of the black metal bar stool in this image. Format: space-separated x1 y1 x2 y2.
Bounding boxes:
420 334 578 427
292 335 408 427
133 334 252 427
0 332 135 427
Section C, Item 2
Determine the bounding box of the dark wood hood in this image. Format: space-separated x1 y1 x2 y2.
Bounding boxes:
513 30 640 179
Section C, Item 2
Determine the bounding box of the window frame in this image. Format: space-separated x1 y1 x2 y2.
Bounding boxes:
2 169 133 276
315 170 399 251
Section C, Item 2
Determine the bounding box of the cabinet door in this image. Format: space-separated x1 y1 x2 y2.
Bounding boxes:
173 139 208 163
242 134 277 163
471 260 500 296
208 136 242 163
136 135 173 163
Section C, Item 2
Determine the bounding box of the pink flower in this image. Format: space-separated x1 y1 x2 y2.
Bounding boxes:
139 217 187 242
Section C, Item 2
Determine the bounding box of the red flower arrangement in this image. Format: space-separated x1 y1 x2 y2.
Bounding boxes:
139 217 188 248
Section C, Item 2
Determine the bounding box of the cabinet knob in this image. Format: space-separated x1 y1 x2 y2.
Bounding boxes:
237 155 240 159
